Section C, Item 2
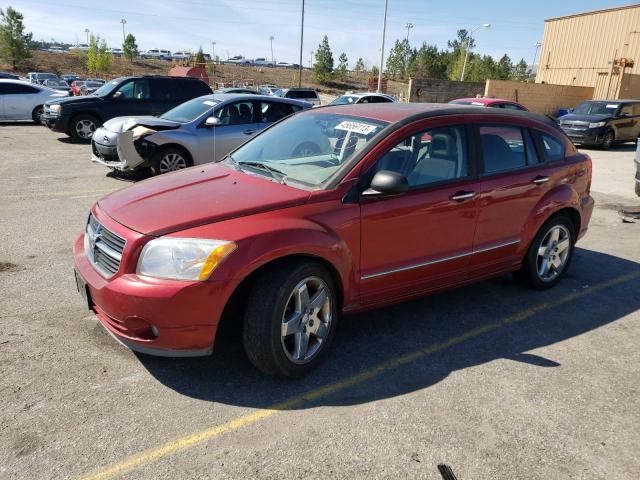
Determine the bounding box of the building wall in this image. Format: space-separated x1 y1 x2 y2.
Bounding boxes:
535 4 640 98
485 80 594 115
407 78 485 103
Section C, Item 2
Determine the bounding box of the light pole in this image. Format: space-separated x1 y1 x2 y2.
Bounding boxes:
120 19 126 42
269 35 274 64
460 23 491 81
530 41 542 77
404 22 413 77
298 0 305 87
377 0 388 93
309 50 314 68
84 28 90 45
211 41 216 62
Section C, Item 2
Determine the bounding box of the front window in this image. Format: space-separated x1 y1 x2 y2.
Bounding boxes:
227 112 388 187
160 97 218 123
572 101 619 116
329 95 359 106
93 78 123 97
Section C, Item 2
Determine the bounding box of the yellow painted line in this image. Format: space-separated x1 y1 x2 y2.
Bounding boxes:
78 271 640 480
2 189 114 200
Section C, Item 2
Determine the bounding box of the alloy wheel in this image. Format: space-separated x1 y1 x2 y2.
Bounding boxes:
158 153 187 173
280 276 332 364
536 225 571 282
75 119 96 139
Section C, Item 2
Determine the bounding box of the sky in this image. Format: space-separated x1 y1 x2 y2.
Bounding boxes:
3 0 634 67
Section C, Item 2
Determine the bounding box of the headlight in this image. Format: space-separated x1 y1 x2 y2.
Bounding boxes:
49 104 62 114
588 121 606 128
137 238 236 281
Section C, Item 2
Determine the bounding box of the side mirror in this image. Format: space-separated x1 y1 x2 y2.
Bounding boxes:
112 91 122 99
362 170 409 197
205 116 221 127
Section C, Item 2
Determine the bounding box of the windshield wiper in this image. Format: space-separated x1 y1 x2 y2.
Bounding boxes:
237 161 287 184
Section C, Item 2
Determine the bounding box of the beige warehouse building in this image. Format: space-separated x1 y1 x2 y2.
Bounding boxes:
536 4 640 99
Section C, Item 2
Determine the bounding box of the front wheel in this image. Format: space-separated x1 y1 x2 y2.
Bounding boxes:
70 114 99 141
31 105 44 124
242 261 338 378
150 146 191 175
601 131 614 150
515 215 575 290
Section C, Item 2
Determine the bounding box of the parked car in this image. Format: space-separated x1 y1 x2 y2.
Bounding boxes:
172 51 191 61
68 44 89 52
0 79 68 122
27 72 59 85
276 61 292 68
41 76 212 140
329 92 396 105
253 58 274 67
449 97 528 111
258 84 279 95
635 141 640 196
70 80 85 96
73 103 593 377
143 49 172 60
214 87 260 95
80 80 105 95
226 55 252 65
108 48 123 57
274 88 320 106
61 74 82 84
558 100 640 150
91 94 311 175
42 79 71 95
0 71 20 80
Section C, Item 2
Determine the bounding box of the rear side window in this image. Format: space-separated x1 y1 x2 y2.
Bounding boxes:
287 90 317 99
2 83 39 94
152 79 172 99
258 101 296 123
539 133 565 162
172 79 210 100
479 125 527 173
619 104 633 116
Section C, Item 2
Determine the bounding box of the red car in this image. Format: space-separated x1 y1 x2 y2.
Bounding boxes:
73 104 594 377
450 97 528 111
70 80 85 96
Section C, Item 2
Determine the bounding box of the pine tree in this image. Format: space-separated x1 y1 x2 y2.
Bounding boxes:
335 52 348 80
122 33 138 62
86 34 98 75
513 58 529 82
354 57 365 72
314 35 334 84
195 47 205 63
386 39 411 79
96 38 112 74
0 7 33 69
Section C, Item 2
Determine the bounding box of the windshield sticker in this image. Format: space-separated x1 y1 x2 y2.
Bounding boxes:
203 100 216 106
606 104 618 108
335 121 378 135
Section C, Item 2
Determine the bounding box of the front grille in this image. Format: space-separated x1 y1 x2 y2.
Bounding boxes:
86 215 126 277
561 121 588 131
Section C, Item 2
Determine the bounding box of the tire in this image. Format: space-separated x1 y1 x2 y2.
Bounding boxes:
242 260 339 378
70 114 99 141
150 146 192 176
31 105 44 124
601 131 614 150
515 215 575 290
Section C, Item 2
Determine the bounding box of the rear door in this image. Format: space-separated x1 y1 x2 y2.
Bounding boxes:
615 103 638 140
359 120 480 303
210 100 260 161
469 121 560 278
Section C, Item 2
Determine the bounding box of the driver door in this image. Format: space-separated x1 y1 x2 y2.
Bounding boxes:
359 122 480 304
209 100 262 161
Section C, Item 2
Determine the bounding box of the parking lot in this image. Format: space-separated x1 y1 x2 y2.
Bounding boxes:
1 123 639 479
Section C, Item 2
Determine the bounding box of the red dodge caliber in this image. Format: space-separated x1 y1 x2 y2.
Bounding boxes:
74 104 594 377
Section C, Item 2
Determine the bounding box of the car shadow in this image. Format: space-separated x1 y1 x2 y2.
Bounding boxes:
579 144 637 153
136 248 640 410
0 121 39 126
106 169 152 182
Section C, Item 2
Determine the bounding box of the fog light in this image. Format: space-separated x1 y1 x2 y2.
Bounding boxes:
151 325 159 337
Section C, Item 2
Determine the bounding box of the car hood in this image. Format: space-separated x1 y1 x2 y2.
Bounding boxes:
98 163 311 236
101 116 181 133
47 95 103 106
559 113 612 123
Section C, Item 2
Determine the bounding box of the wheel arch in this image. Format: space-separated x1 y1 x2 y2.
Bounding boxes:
153 142 194 167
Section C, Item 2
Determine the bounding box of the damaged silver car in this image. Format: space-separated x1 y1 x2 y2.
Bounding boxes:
91 94 311 175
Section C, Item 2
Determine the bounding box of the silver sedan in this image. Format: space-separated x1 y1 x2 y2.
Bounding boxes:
91 94 312 175
0 80 69 122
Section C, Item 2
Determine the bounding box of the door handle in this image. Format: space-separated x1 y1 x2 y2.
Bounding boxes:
532 175 550 185
450 191 476 202
243 129 256 135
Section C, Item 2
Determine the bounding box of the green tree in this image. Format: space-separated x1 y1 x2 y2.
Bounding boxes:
195 47 205 63
386 39 412 79
0 6 33 69
354 57 365 72
495 54 513 80
122 33 138 61
96 38 112 74
334 52 348 80
371 64 379 77
314 35 334 84
86 34 98 74
408 43 447 79
513 58 529 82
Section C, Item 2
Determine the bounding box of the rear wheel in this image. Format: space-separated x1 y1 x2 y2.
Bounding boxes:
515 215 575 290
242 261 338 378
70 114 99 141
31 105 44 124
150 146 191 175
601 131 614 150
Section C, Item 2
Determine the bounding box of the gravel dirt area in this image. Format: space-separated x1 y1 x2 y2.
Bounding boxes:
1 123 639 480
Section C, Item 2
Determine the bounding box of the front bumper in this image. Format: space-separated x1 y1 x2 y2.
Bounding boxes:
91 128 150 171
73 225 226 356
41 113 70 133
560 126 607 145
578 194 595 240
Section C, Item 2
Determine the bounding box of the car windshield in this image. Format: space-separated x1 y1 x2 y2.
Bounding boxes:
226 112 388 187
572 101 619 116
92 78 123 96
330 95 360 105
160 97 218 123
